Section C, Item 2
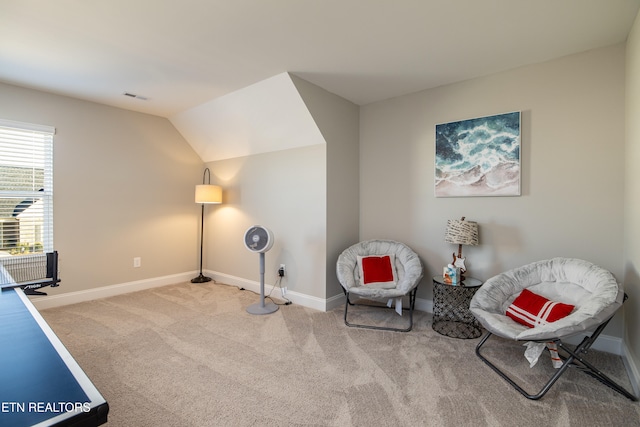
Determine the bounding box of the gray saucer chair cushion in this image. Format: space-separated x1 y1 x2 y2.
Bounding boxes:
336 240 423 300
469 258 623 341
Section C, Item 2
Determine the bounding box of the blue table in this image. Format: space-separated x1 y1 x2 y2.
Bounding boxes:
0 285 108 426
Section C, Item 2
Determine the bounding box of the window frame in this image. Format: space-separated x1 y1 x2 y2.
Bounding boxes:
0 119 55 256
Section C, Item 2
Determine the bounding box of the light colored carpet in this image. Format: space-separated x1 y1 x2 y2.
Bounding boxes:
40 281 640 426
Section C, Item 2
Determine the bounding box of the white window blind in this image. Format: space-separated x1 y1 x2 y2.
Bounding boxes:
0 119 54 256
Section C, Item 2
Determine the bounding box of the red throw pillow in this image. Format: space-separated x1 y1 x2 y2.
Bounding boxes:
357 255 397 289
506 289 575 328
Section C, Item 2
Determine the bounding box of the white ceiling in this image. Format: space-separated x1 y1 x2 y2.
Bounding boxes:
1 0 639 118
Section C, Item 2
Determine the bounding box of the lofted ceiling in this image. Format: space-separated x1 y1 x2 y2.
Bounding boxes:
170 72 326 161
1 1 639 119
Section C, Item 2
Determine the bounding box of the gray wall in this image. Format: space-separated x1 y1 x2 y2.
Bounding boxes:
290 75 360 300
204 77 359 303
625 9 640 382
1 36 635 353
205 144 327 299
0 82 203 294
360 44 627 336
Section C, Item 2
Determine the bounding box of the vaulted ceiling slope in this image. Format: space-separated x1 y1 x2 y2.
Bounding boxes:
1 1 638 118
170 73 325 162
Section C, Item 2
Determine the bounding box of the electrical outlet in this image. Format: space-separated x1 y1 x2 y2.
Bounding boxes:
133 257 141 268
278 264 285 277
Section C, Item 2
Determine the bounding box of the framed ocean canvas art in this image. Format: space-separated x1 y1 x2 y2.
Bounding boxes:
435 111 521 197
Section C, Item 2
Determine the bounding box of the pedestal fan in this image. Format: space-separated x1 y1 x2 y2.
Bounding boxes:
244 225 278 315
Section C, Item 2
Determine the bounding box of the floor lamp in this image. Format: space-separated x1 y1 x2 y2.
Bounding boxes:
191 168 222 283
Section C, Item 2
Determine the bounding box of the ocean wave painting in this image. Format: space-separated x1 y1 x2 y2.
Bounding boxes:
435 111 521 197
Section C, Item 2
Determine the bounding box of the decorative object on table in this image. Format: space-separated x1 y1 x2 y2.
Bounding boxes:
336 240 423 332
442 264 460 284
469 258 638 401
444 216 479 279
191 168 222 283
243 225 278 315
435 111 521 197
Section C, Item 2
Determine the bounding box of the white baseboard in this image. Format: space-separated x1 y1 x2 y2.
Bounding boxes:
31 271 196 310
30 270 332 312
415 296 432 313
622 341 640 397
29 270 631 362
326 292 346 311
210 271 335 312
561 331 622 355
27 269 639 399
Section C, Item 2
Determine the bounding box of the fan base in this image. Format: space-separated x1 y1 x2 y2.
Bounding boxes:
246 302 279 315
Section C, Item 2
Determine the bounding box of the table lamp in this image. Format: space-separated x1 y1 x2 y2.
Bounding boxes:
444 216 479 279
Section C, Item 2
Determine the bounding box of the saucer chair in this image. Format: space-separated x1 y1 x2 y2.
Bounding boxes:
469 258 637 401
336 240 423 332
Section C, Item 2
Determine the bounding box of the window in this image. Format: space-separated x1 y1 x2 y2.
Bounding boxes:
0 119 54 257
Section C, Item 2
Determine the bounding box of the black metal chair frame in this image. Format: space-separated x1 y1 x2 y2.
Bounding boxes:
342 285 419 332
475 305 638 401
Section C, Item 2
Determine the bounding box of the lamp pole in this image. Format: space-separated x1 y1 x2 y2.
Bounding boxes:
192 201 210 283
191 168 222 283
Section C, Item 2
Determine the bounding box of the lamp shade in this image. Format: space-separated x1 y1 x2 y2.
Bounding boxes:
445 219 479 246
195 184 222 204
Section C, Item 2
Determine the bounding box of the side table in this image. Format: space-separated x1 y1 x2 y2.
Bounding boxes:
432 275 483 339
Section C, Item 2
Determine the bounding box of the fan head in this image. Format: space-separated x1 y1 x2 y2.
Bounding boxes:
244 225 274 253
